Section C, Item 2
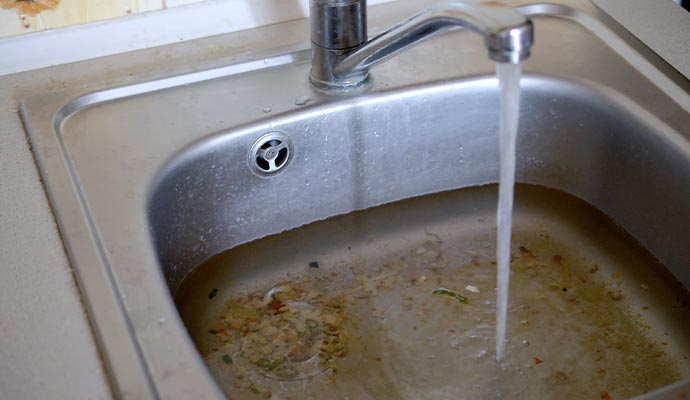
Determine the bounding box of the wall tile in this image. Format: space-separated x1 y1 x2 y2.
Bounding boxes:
0 0 164 38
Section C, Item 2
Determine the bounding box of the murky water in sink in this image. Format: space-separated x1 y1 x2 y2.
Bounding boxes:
175 185 690 399
495 62 522 361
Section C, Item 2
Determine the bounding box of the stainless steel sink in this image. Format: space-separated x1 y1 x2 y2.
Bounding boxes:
21 0 690 399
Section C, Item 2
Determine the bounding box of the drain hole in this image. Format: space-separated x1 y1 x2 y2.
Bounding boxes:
249 132 293 176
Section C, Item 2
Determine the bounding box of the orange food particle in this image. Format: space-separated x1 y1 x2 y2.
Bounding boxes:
0 0 60 16
534 357 543 365
600 391 612 400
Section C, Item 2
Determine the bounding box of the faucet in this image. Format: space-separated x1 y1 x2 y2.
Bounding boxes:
309 0 534 91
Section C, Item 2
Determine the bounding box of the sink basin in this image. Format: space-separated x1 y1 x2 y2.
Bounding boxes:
21 1 690 399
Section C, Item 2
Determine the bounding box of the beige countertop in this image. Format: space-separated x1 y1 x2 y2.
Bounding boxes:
0 0 688 398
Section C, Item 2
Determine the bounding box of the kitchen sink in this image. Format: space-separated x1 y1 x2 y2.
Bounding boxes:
21 0 690 399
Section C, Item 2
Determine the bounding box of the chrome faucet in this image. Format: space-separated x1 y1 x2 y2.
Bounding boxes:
309 0 534 91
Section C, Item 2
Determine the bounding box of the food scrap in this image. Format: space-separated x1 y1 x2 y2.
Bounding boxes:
600 391 612 400
608 290 623 301
309 261 320 269
209 283 348 381
555 370 569 382
464 285 480 293
518 245 536 258
208 288 219 299
534 357 543 365
221 354 232 364
249 385 272 398
432 288 469 304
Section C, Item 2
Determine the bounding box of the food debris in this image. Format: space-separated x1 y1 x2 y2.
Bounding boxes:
589 264 600 274
208 288 219 299
432 288 469 304
465 285 480 293
555 370 569 382
518 245 536 258
600 390 612 400
209 283 348 381
192 218 688 398
249 385 272 398
640 283 648 290
608 290 623 301
424 228 443 243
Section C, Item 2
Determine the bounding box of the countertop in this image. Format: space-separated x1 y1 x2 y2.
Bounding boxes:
0 0 688 398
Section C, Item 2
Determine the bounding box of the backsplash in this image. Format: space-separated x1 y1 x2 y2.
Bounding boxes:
0 0 306 38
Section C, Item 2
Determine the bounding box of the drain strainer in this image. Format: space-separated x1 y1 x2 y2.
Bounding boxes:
249 132 292 176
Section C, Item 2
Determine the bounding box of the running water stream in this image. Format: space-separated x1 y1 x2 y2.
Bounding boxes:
495 62 522 361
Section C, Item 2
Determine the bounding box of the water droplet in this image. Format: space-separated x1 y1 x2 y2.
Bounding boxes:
262 108 272 113
295 95 311 106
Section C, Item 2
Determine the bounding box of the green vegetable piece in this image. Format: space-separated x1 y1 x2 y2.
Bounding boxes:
255 358 271 368
432 288 469 304
254 358 286 370
268 358 286 370
221 354 232 364
208 288 219 299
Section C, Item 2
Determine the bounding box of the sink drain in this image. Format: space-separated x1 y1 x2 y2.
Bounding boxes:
249 132 292 176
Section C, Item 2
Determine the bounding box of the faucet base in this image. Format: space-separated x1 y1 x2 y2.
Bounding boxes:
309 70 371 93
309 44 370 92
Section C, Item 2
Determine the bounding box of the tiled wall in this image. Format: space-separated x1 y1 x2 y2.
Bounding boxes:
0 0 226 38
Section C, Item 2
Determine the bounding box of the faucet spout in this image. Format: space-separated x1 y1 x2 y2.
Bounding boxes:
309 1 534 91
